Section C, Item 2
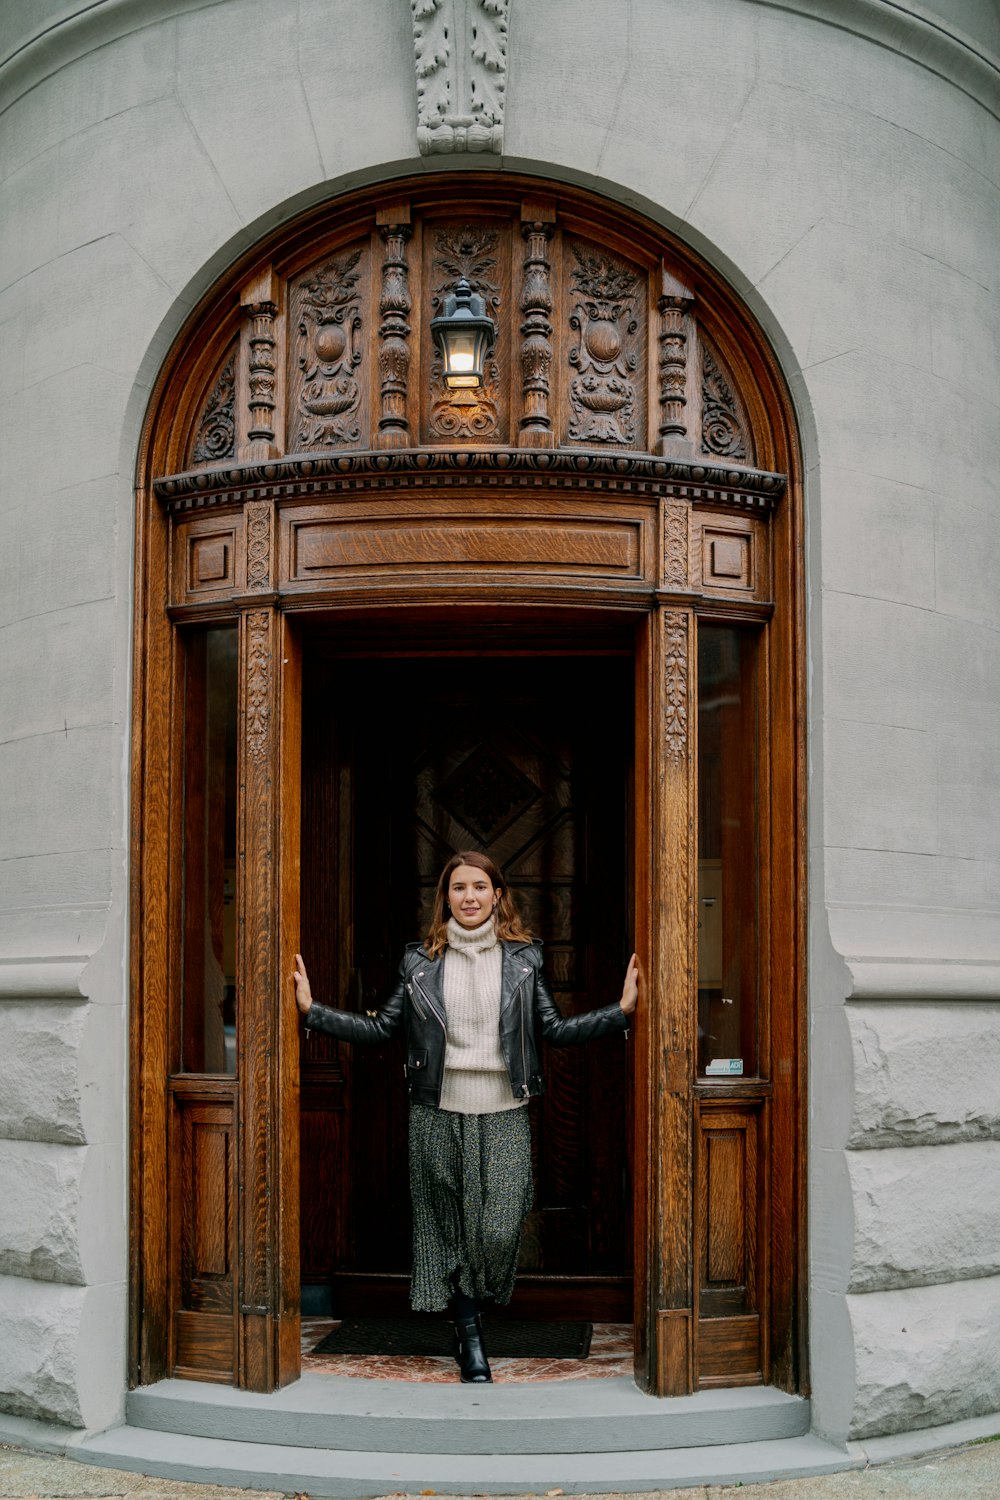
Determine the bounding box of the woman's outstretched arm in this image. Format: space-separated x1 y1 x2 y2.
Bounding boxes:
535 952 638 1046
292 952 405 1043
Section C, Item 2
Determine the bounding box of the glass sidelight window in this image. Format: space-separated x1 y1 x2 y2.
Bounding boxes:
180 626 239 1074
697 625 760 1078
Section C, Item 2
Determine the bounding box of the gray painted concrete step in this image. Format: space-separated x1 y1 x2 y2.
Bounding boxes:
76 1425 858 1497
126 1376 811 1455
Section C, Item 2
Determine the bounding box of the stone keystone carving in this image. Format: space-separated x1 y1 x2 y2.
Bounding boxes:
412 0 509 155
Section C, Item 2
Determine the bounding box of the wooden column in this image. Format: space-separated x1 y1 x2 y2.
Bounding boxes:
635 604 697 1394
518 198 556 447
376 206 413 448
235 601 301 1391
656 267 695 457
240 267 282 463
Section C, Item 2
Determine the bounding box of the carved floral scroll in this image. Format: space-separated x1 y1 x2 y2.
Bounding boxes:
192 348 236 465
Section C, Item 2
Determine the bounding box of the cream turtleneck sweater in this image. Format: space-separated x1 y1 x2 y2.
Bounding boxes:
438 916 525 1115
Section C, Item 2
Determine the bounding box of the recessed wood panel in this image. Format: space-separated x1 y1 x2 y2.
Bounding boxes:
698 1313 761 1383
285 515 644 581
170 1089 237 1375
696 1098 766 1387
692 511 769 599
173 516 243 604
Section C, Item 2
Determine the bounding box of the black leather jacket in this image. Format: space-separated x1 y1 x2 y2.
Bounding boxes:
304 938 629 1107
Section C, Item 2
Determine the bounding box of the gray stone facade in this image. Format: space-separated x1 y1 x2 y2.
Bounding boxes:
1 0 998 1447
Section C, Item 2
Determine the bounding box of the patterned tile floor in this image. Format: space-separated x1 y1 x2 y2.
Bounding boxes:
301 1317 634 1384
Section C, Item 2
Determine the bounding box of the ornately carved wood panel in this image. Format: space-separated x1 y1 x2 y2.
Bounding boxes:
419 218 514 446
559 236 648 451
286 239 372 453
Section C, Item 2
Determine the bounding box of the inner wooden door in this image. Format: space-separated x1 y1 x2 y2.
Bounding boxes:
299 643 633 1320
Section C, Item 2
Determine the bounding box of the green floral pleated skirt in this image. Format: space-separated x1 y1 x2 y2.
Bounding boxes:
408 1103 533 1312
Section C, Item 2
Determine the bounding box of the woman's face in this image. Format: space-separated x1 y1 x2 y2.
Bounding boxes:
447 864 498 929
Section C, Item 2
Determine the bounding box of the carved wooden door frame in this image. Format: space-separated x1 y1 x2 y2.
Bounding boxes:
129 174 806 1398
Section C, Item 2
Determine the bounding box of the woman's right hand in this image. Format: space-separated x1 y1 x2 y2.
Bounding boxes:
292 953 313 1015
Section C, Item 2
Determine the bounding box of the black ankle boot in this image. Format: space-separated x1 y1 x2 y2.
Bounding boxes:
453 1313 492 1383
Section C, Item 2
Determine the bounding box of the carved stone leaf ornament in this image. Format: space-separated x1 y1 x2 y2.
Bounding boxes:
702 345 749 461
568 245 640 446
412 0 509 154
192 353 236 463
430 226 501 439
295 250 364 449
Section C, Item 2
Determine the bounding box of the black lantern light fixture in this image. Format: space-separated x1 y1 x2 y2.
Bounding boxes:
430 277 496 389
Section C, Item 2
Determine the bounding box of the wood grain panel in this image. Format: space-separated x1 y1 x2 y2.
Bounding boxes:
698 1313 761 1383
706 1130 744 1284
172 516 243 605
691 511 770 601
695 1098 766 1386
170 1086 237 1374
174 1311 235 1382
288 517 642 579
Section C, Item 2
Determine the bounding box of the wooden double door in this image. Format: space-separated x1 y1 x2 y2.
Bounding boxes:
299 644 634 1318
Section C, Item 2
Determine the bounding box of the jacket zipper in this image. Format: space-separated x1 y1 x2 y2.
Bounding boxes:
405 980 428 1022
513 968 531 1098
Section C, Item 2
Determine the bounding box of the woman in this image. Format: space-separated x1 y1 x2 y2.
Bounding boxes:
292 849 639 1384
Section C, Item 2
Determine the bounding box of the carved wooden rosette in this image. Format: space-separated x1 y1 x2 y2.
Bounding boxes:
662 497 690 590
244 501 272 592
518 217 555 447
657 267 694 455
376 222 413 448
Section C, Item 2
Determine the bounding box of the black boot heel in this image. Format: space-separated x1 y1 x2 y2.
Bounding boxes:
453 1314 492 1383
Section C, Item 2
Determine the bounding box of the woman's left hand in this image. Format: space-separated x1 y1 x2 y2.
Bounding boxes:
619 953 639 1015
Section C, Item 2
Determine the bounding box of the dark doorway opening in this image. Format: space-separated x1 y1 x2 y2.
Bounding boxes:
298 625 634 1323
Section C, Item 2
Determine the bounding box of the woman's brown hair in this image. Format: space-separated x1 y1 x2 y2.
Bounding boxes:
424 850 532 958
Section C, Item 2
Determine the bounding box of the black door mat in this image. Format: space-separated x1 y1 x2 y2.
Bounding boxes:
312 1316 593 1359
